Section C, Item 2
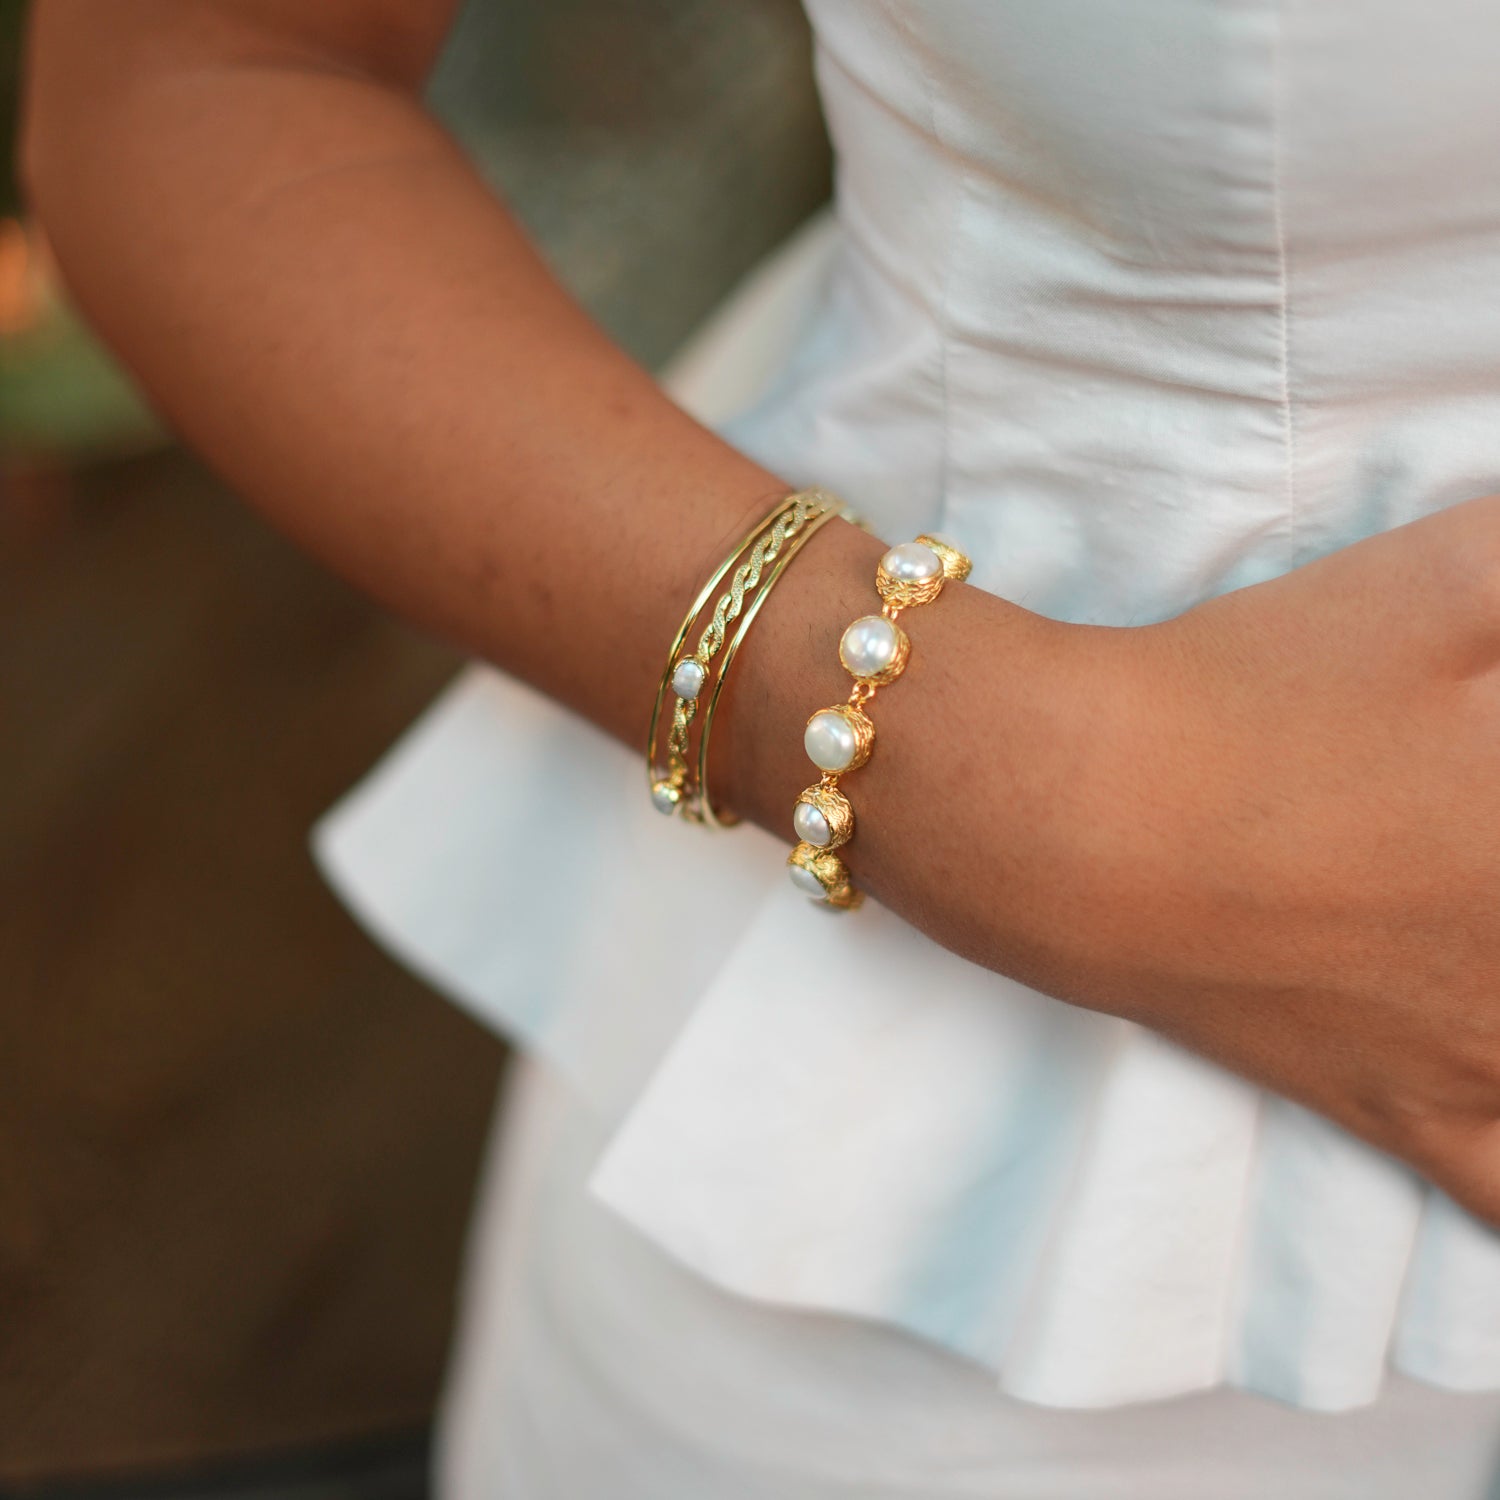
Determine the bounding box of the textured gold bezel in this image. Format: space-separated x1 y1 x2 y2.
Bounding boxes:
876 549 945 608
805 703 876 774
794 783 855 850
915 534 973 582
787 841 863 910
838 616 911 686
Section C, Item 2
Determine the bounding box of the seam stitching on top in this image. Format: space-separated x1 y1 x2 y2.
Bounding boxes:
1268 0 1300 559
880 1 962 529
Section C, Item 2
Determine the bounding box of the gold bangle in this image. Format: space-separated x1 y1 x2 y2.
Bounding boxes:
647 488 844 819
695 503 842 826
788 533 972 908
646 490 806 817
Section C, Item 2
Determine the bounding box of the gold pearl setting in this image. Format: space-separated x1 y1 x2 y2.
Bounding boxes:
794 782 855 850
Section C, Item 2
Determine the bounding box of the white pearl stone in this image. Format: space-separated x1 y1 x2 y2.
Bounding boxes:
805 709 857 772
839 614 901 679
789 862 829 899
880 541 942 582
671 658 706 700
793 800 832 847
650 778 680 814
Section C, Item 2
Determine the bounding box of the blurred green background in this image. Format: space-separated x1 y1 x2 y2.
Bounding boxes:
1 2 828 1494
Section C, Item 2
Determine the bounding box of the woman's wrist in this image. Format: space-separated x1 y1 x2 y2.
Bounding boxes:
708 515 886 834
709 513 1092 970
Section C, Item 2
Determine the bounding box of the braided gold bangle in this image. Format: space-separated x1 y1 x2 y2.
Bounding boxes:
787 533 973 908
648 488 845 821
695 503 842 826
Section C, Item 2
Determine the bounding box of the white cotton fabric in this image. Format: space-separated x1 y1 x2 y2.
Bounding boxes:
316 0 1500 1414
436 1055 1500 1499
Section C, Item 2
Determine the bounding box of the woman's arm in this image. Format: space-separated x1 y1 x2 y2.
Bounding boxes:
23 0 1500 1225
18 0 1058 890
18 0 829 754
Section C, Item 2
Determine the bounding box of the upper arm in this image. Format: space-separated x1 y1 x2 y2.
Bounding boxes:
21 0 463 198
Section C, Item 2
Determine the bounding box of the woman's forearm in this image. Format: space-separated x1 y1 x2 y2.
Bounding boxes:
19 0 1062 930
20 0 812 753
5 0 1309 1019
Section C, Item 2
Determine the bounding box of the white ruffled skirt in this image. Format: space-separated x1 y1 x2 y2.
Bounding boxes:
434 1053 1500 1498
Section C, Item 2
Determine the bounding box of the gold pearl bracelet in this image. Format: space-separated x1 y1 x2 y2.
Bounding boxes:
647 488 847 824
787 534 972 909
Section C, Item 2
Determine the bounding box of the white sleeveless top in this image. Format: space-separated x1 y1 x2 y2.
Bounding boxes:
316 0 1500 1413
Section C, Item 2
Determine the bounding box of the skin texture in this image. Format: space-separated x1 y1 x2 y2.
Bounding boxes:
21 0 1500 1223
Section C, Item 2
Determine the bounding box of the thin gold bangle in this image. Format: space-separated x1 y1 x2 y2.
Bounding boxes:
648 489 844 818
645 491 804 811
695 504 843 827
667 494 836 800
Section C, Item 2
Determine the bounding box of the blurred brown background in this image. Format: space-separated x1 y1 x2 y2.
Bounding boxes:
1 0 829 1492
